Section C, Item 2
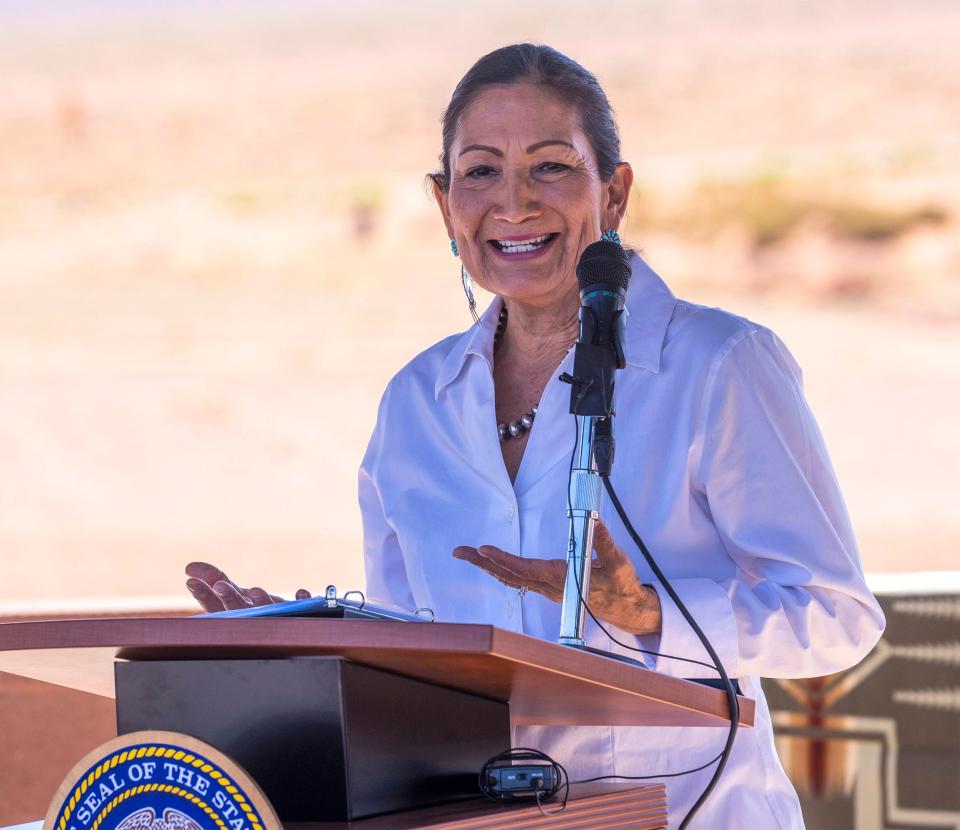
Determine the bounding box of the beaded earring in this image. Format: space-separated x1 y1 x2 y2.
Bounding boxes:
601 228 622 245
451 238 479 324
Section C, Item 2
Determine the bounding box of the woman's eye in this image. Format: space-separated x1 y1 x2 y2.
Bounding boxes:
538 162 570 174
465 166 496 179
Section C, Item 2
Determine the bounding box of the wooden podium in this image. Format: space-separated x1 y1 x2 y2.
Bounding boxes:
0 617 753 828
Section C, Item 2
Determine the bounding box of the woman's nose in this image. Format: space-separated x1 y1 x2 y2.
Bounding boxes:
492 171 542 224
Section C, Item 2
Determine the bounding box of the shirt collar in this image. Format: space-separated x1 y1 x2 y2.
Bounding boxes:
434 295 503 398
433 253 676 399
621 251 677 373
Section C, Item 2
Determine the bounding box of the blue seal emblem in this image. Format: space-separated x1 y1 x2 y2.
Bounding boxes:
44 732 280 830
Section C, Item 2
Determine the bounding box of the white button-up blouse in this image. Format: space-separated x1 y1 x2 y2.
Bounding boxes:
358 253 885 829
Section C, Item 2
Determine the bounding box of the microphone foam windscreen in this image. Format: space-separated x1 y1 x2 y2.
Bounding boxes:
576 240 632 291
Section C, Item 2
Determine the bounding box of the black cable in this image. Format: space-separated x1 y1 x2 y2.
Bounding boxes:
563 407 740 828
564 415 720 673
534 789 566 817
579 583 716 671
574 750 725 783
602 473 740 829
564 530 731 793
565 541 732 798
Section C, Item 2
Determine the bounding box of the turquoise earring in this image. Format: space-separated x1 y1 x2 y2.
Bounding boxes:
451 238 478 323
601 229 622 245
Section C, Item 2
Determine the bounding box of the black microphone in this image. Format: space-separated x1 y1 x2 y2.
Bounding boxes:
577 240 631 357
565 240 632 418
560 240 631 476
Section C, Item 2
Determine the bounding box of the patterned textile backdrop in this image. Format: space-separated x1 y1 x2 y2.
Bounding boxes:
762 576 960 830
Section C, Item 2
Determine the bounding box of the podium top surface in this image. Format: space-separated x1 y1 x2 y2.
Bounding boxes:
0 616 752 728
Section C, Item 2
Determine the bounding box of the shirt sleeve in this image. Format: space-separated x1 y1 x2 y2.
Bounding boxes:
359 383 417 612
647 327 885 680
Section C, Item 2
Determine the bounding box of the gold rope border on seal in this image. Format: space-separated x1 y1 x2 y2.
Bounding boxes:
57 745 263 830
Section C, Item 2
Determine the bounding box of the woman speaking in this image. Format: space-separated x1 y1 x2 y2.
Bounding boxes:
186 44 885 828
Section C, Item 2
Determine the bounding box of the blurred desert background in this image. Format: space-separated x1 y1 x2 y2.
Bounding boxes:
1 0 959 613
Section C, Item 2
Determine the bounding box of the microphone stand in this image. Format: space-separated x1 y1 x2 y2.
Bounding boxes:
558 387 641 667
556 240 633 657
557 350 620 650
558 413 606 647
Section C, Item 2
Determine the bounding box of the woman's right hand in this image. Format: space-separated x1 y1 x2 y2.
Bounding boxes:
185 561 312 612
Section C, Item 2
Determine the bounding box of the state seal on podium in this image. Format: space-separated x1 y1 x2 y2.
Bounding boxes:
44 732 281 830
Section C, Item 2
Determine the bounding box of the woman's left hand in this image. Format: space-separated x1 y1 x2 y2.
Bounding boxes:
452 518 662 635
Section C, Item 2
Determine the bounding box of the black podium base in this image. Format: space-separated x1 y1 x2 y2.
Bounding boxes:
115 656 509 822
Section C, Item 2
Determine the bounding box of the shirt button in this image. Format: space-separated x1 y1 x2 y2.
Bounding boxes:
506 604 515 620
507 505 516 519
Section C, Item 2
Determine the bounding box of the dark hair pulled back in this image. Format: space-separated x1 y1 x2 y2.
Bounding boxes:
430 43 622 192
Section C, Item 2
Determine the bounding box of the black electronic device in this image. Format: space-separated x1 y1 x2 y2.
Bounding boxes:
484 763 560 796
478 748 568 806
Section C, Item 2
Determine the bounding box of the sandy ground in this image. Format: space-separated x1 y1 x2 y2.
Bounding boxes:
1 0 959 608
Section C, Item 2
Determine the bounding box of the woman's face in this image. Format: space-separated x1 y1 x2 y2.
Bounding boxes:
434 82 632 310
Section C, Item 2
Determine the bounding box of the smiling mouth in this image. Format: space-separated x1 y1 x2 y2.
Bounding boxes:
489 233 559 254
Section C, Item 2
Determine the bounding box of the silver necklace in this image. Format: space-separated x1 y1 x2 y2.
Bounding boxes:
494 306 538 442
